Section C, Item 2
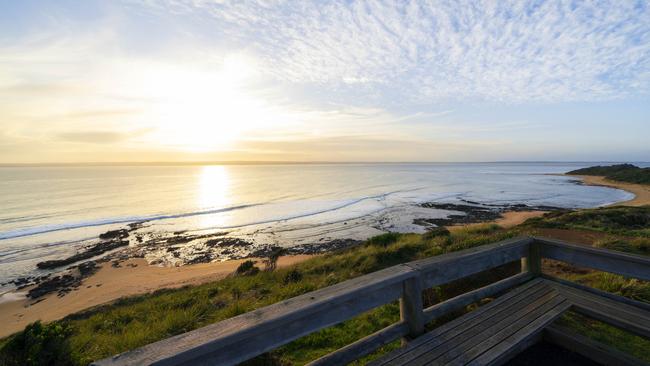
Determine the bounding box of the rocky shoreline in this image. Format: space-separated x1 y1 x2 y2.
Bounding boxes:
4 200 558 301
4 228 363 301
414 201 560 228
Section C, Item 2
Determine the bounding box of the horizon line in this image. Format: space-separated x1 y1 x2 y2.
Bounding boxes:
0 160 647 167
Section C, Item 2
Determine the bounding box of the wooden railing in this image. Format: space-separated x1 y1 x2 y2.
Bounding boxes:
93 236 650 366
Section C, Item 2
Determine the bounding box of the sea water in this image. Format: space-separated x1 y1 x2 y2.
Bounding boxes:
0 162 640 287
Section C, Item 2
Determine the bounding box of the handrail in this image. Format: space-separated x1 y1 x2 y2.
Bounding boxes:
93 236 650 366
535 237 650 281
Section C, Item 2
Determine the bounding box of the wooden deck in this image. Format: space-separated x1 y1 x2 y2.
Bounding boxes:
370 278 650 365
93 237 650 366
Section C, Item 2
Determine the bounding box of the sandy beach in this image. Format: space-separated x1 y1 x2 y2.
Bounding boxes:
0 212 544 338
571 175 650 206
0 255 313 338
0 174 645 339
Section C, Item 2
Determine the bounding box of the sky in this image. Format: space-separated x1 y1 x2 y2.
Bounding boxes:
0 0 649 163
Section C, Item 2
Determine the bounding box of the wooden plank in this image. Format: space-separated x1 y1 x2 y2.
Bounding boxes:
546 280 650 339
423 272 534 324
520 241 541 276
307 322 409 366
379 281 551 366
370 279 544 366
544 324 648 366
463 299 571 366
401 276 425 339
413 288 562 366
485 331 543 366
542 274 650 312
93 264 416 366
407 236 532 288
535 237 650 281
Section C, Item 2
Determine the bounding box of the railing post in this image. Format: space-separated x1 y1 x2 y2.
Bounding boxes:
521 240 542 276
400 275 425 344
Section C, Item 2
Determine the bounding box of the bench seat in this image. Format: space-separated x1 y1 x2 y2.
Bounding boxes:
370 278 650 366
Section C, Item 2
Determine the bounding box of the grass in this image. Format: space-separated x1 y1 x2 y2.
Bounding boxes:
522 205 650 237
1 207 650 365
567 163 650 185
555 312 650 363
0 225 515 366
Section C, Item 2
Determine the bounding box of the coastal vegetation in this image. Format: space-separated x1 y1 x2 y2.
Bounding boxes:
522 205 650 238
1 207 649 365
568 163 650 185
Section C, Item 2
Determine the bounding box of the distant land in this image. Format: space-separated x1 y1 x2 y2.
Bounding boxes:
568 164 650 185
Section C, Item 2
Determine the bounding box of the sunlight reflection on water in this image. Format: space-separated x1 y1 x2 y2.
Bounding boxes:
198 165 231 228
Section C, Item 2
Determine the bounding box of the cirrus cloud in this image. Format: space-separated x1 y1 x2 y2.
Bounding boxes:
144 0 650 103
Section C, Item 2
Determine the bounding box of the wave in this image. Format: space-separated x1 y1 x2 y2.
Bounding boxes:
0 187 425 241
0 236 94 260
0 203 261 241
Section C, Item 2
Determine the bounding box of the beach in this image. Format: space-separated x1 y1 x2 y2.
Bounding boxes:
0 255 313 338
0 172 646 339
572 174 650 206
0 213 547 338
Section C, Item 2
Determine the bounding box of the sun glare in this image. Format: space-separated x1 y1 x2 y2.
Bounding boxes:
197 165 231 227
140 54 274 152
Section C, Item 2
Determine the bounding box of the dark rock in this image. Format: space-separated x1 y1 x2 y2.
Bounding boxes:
99 229 128 240
26 261 98 299
416 202 562 227
27 274 79 299
75 261 98 276
36 239 128 269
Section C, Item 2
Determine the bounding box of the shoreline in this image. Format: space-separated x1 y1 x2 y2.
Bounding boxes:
0 208 547 338
569 174 650 206
0 175 645 338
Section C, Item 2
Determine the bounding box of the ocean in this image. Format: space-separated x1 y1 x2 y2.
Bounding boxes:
0 162 639 290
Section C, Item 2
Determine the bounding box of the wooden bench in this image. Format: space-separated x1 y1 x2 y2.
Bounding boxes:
371 277 650 366
93 237 650 366
369 279 567 365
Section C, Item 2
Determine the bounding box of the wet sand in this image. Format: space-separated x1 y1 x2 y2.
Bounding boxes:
0 255 314 338
447 210 547 232
492 211 547 228
571 175 650 206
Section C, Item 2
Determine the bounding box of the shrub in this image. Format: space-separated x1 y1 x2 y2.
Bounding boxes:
0 321 73 366
422 227 450 240
263 247 287 272
366 232 401 247
236 260 260 276
283 269 303 284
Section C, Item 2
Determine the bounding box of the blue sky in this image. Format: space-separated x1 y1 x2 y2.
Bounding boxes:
0 0 649 163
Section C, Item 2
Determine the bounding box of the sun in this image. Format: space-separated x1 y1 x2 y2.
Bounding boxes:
140 54 272 152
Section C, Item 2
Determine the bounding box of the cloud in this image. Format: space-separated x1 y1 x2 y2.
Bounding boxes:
56 131 128 144
147 0 650 103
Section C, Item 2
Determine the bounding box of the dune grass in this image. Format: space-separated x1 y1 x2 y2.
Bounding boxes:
522 205 650 237
568 164 650 185
2 207 650 365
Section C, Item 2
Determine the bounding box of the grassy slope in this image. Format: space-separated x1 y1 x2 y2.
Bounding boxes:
522 206 650 239
568 164 650 185
1 206 649 365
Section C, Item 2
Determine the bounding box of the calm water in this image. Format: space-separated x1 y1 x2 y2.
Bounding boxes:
0 162 639 287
